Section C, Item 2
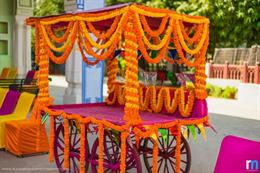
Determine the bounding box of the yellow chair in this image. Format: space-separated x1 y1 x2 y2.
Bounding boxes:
7 68 17 79
0 88 8 107
0 68 10 79
5 92 49 156
0 92 35 148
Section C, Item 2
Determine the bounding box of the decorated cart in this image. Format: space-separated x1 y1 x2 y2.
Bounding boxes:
26 3 210 173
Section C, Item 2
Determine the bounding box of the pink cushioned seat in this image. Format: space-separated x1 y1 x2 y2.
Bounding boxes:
214 135 260 173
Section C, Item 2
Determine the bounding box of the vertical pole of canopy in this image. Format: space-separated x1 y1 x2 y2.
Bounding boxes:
195 62 207 100
175 124 181 173
37 23 50 106
81 0 105 103
31 22 51 152
30 22 51 122
123 10 142 125
107 58 118 92
195 22 209 100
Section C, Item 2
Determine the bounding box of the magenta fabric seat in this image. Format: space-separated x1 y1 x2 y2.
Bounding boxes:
23 70 36 85
214 135 260 173
0 90 20 115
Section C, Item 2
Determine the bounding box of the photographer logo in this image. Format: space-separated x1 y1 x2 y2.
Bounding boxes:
246 160 259 171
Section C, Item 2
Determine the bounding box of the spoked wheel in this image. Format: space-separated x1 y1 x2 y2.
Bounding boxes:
54 121 89 173
142 130 191 173
90 130 142 173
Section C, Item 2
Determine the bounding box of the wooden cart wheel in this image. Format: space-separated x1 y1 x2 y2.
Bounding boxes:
90 130 142 173
54 121 89 173
142 130 191 173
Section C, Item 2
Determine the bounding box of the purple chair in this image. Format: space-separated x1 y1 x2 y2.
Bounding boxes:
9 70 38 94
23 70 36 85
214 135 260 173
0 90 21 115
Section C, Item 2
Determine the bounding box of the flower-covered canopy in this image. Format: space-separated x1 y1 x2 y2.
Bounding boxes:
27 2 209 124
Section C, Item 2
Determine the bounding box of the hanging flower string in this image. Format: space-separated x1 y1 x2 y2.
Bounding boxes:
45 21 74 44
179 21 203 45
140 14 169 37
123 11 142 125
175 19 208 55
86 16 120 39
106 83 196 117
80 123 86 173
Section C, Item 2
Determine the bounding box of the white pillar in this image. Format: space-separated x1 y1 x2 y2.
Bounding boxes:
13 15 32 78
13 0 33 78
63 45 82 103
205 62 210 78
63 0 83 104
63 0 105 104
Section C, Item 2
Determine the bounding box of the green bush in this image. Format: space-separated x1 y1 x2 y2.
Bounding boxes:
206 83 214 95
206 83 237 99
211 86 222 97
221 86 237 99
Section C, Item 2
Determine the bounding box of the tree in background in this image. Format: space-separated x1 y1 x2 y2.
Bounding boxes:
32 0 259 57
174 0 259 56
32 0 64 46
106 0 260 57
34 0 64 17
32 0 65 74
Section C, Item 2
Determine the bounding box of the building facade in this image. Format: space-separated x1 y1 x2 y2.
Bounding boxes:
0 0 33 77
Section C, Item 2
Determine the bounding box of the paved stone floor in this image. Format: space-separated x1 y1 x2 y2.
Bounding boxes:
0 113 260 173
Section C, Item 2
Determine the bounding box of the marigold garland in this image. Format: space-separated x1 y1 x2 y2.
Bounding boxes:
63 118 70 169
78 25 122 60
120 132 128 173
107 58 118 92
86 16 120 39
107 83 195 117
40 22 76 52
178 87 195 117
131 5 168 18
36 6 128 25
175 19 208 55
43 22 78 64
135 13 173 50
195 62 207 99
98 124 104 173
48 116 54 162
80 123 86 173
175 124 182 173
172 22 209 67
140 14 169 37
45 21 74 44
123 12 142 125
152 132 159 173
164 88 179 113
78 39 100 65
179 21 203 45
79 14 125 49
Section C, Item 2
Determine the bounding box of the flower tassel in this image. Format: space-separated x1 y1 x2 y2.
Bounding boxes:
120 132 128 173
98 124 104 173
63 118 70 169
80 123 86 173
